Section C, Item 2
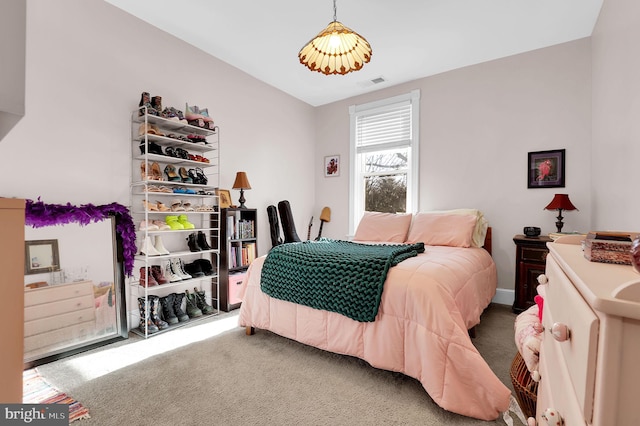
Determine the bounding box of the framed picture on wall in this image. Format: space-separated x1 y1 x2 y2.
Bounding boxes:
25 239 60 275
324 155 340 177
527 149 565 188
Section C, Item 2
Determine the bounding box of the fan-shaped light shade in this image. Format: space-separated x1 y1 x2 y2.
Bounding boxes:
544 194 578 211
232 172 251 190
298 20 372 76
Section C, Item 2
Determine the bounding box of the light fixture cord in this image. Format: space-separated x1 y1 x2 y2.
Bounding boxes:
333 0 337 22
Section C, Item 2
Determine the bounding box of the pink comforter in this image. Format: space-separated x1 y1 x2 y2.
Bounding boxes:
238 245 511 420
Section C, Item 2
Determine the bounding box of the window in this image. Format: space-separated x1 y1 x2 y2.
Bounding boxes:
349 90 420 235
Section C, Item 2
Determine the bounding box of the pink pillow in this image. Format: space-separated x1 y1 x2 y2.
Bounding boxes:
353 212 413 243
405 213 477 247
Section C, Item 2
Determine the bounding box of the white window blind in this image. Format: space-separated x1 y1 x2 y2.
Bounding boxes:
355 102 412 152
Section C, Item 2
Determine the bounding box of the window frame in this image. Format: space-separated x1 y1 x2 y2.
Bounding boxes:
348 89 420 236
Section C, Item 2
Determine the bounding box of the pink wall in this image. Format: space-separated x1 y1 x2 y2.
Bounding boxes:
591 0 640 230
315 39 592 293
0 0 317 259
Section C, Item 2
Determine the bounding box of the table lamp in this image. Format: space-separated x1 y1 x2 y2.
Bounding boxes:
544 194 578 233
232 172 251 209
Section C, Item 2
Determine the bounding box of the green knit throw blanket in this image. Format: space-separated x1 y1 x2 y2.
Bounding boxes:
260 239 425 322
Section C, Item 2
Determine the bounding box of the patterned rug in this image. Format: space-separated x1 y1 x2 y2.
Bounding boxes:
23 369 90 423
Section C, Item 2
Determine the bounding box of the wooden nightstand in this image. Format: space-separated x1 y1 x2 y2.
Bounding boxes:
513 234 552 313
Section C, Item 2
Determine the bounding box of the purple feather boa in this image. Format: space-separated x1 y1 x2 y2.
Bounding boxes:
25 198 136 277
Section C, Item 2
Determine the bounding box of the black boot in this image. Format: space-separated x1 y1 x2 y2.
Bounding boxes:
172 292 190 322
148 295 170 330
197 231 212 250
267 205 283 248
159 294 179 325
137 297 159 334
186 233 202 252
278 200 301 243
184 290 203 318
194 287 214 314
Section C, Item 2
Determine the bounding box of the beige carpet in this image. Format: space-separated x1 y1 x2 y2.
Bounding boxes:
36 304 524 426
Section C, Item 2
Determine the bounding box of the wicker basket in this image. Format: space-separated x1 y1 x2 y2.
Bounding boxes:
510 351 539 419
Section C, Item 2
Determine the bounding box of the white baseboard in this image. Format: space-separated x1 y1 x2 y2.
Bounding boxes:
492 288 514 307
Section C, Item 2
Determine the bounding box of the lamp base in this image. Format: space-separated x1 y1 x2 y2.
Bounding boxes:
238 189 246 209
555 209 565 233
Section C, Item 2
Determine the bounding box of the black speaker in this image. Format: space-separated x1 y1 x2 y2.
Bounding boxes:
523 226 541 237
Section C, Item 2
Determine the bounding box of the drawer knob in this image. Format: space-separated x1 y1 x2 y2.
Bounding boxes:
541 408 564 425
537 274 548 284
551 322 571 342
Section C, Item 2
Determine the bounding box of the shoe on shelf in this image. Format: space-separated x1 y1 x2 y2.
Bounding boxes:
148 295 170 330
159 294 179 325
152 220 171 231
172 292 190 322
184 261 205 278
184 289 203 318
163 260 182 283
142 200 158 212
171 258 192 280
150 264 168 284
140 236 162 256
139 220 159 231
194 287 215 314
195 258 214 276
151 162 163 181
186 233 202 252
179 167 193 184
170 199 185 212
182 201 195 212
153 235 170 255
197 231 212 250
139 266 158 287
164 164 181 182
137 297 159 334
156 201 170 212
165 215 185 230
179 214 195 230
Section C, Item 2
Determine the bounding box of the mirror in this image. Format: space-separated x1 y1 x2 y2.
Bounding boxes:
23 217 128 366
24 239 60 275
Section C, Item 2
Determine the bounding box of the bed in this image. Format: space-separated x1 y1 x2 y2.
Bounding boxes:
238 210 511 420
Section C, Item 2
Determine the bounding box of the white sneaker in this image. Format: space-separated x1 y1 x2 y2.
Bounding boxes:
164 260 182 282
171 258 192 280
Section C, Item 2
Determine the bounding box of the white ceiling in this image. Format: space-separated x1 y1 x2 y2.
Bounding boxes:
105 0 603 107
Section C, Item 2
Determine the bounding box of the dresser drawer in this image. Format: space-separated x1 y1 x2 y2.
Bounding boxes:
537 346 586 426
520 247 548 263
24 307 96 337
545 256 598 422
24 280 93 307
24 295 95 322
24 321 96 353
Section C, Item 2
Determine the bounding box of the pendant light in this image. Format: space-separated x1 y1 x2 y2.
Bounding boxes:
298 0 372 75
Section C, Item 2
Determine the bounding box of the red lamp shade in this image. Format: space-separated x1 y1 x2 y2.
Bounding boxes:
544 194 578 211
544 194 578 233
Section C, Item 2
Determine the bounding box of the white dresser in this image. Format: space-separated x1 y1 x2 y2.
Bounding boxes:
536 239 640 426
24 280 96 357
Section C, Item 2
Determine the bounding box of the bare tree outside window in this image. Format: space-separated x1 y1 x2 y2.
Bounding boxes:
363 149 408 213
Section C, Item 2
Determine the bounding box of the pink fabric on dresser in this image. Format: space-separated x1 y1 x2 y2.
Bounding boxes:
238 245 511 420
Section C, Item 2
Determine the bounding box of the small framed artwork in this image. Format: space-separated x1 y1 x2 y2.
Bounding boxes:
528 149 565 188
217 189 232 208
25 239 60 275
324 155 340 177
